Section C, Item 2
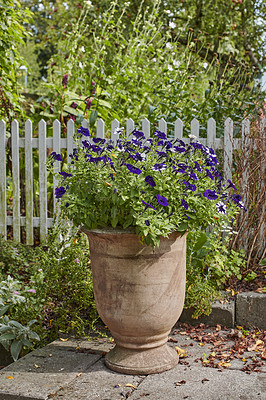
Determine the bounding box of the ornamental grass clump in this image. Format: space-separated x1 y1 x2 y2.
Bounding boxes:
50 127 245 247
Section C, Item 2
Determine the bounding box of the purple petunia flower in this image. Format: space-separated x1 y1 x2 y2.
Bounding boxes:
154 130 167 140
50 152 63 161
181 199 189 210
59 171 72 179
133 130 145 139
152 163 167 171
77 126 90 137
145 175 156 187
194 161 202 172
126 164 142 175
227 179 237 191
173 146 186 154
231 194 242 204
216 201 226 214
145 220 150 226
82 140 91 149
204 189 218 200
55 186 66 199
184 181 197 191
93 137 106 144
142 200 156 211
155 194 169 206
205 169 214 180
190 172 198 180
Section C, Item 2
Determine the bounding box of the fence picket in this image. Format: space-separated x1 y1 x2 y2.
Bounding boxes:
67 119 74 164
53 120 61 215
126 118 135 136
224 118 233 181
111 119 120 143
158 118 167 134
191 118 199 138
0 120 6 239
207 118 216 150
11 120 20 242
142 118 150 138
97 119 105 138
25 119 34 245
174 118 183 140
39 119 47 241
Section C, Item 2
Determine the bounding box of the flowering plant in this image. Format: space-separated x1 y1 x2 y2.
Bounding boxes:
50 127 245 247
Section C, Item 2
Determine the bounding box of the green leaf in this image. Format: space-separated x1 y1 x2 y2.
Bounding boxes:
0 332 16 341
28 331 40 341
0 304 10 317
10 339 22 361
9 320 24 329
193 232 208 252
89 109 98 126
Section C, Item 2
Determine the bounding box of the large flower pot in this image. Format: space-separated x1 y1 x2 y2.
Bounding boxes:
82 227 187 375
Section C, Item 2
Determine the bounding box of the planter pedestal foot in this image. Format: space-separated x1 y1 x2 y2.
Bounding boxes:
105 344 179 375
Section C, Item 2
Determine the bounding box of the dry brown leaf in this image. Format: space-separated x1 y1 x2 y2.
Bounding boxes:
176 346 187 358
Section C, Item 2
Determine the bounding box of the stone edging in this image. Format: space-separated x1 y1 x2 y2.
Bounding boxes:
178 291 266 330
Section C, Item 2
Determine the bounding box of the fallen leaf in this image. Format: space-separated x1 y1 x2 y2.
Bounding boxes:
175 380 186 386
216 325 222 331
248 340 264 352
34 364 40 368
76 373 83 377
125 383 136 389
176 346 187 358
261 349 266 360
202 378 209 383
59 338 69 342
199 343 205 346
6 376 14 379
179 331 187 335
218 361 231 368
114 384 122 388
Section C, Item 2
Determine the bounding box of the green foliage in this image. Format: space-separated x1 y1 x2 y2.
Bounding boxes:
21 0 264 131
0 221 97 358
185 224 246 317
0 315 40 361
0 0 32 120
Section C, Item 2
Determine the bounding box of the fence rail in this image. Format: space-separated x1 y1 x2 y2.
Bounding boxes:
0 116 263 245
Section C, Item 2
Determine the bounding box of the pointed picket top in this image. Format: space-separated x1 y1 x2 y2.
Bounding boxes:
142 118 150 138
81 119 89 129
97 118 105 138
67 119 75 164
190 118 199 137
207 118 216 149
174 118 183 140
158 118 167 134
126 118 135 136
111 119 120 142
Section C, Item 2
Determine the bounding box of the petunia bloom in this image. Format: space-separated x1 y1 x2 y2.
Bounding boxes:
155 194 169 206
145 175 156 187
126 164 142 175
216 201 226 214
55 186 66 199
204 190 218 200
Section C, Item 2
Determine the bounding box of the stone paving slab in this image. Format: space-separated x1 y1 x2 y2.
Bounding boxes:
0 338 111 400
1 330 265 400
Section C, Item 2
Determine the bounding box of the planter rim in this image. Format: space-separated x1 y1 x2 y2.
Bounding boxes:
81 225 184 238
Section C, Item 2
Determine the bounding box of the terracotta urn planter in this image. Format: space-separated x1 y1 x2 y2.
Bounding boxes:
82 227 187 375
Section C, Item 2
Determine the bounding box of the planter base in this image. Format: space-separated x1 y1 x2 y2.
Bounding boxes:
105 343 179 375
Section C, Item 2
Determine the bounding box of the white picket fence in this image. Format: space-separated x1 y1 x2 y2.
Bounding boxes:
0 116 262 245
